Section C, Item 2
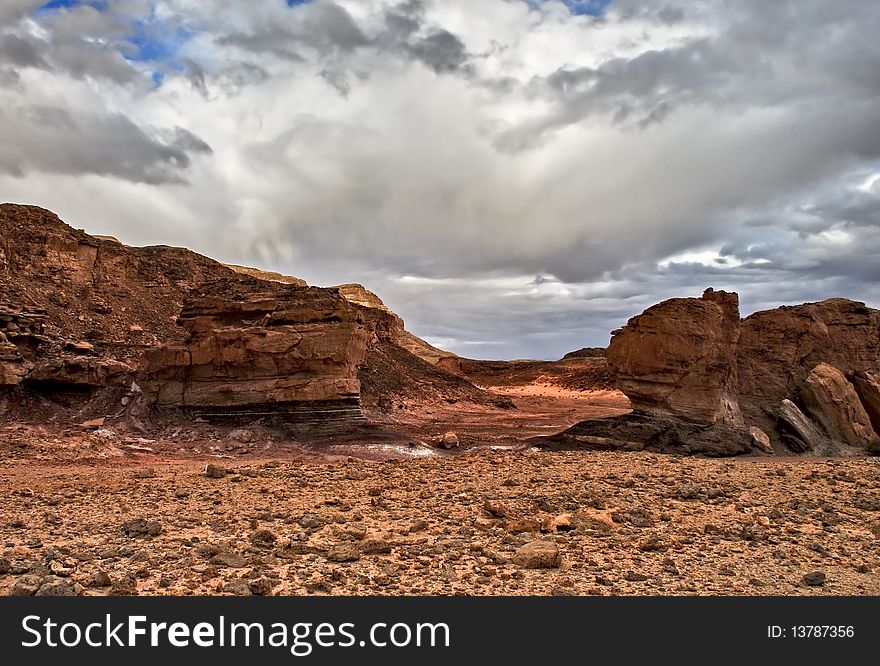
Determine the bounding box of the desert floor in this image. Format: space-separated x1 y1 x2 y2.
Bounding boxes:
2 412 879 596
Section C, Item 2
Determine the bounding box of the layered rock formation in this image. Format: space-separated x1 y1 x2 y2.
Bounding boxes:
140 279 369 424
541 289 880 456
1 203 490 429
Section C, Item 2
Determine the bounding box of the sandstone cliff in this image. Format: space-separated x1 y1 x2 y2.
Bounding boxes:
540 289 880 456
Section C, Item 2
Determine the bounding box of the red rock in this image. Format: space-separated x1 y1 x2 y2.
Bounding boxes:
607 288 740 424
737 298 880 438
800 363 878 448
139 280 369 419
852 371 880 434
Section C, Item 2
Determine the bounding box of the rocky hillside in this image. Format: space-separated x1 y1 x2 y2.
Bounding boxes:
0 203 498 427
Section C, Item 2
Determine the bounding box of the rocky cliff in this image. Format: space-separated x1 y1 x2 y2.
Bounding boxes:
541 289 880 456
139 279 369 424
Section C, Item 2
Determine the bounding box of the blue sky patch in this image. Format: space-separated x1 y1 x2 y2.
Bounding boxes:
528 0 613 16
39 0 108 12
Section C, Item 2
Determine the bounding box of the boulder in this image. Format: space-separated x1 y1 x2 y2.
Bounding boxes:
800 363 878 448
512 541 561 569
777 399 829 453
737 298 880 437
607 288 740 424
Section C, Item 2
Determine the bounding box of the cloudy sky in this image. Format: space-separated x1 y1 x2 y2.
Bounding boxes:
2 0 879 359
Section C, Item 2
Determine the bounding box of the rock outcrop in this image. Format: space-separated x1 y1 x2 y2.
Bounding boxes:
607 288 740 424
140 280 369 424
1 203 486 429
737 298 880 434
800 363 878 448
540 289 880 456
851 371 880 433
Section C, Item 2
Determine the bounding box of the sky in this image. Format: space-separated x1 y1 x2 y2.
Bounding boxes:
1 0 879 359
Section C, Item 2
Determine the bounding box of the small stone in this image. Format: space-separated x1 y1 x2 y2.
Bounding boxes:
0 557 10 575
623 570 650 582
229 429 254 443
205 464 226 479
542 513 574 532
13 574 44 596
174 487 190 499
250 529 277 549
49 557 77 577
224 578 252 596
36 579 77 596
410 519 428 533
121 518 162 538
111 574 138 596
327 542 360 562
361 539 392 555
438 432 459 449
484 500 512 518
248 576 276 596
803 571 826 587
211 551 247 568
91 570 112 587
79 417 105 430
512 541 561 569
299 513 321 529
637 536 666 552
506 518 542 534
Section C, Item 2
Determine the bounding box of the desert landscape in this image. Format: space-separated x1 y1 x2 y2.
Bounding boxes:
1 203 879 597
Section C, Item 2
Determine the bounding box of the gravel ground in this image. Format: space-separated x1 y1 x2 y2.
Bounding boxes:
2 449 878 596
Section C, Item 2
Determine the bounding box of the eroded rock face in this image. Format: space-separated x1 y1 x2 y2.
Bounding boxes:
140 280 369 421
852 371 880 433
607 288 740 424
737 299 880 433
558 289 880 456
800 363 878 448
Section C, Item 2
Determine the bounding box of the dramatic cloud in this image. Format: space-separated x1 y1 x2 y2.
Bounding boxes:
2 0 879 358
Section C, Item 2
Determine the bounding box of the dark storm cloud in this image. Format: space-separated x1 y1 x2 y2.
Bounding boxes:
0 105 212 184
218 0 469 76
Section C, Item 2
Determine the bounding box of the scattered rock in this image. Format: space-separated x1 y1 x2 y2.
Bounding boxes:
410 519 428 533
361 539 392 555
250 529 277 549
36 579 77 596
248 577 276 596
229 429 254 444
204 464 226 479
484 500 512 518
803 571 826 587
13 574 44 596
121 518 162 538
91 570 112 587
223 578 252 596
111 574 138 595
327 543 361 563
438 432 460 449
512 541 561 569
211 551 247 568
